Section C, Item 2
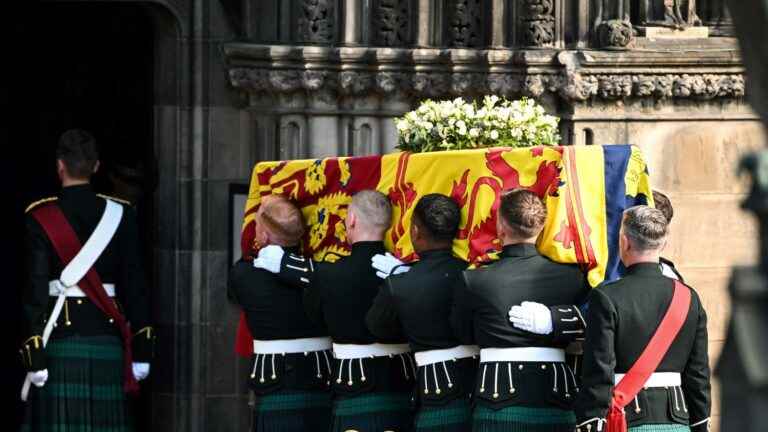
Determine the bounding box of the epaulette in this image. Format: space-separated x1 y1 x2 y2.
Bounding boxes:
25 197 57 213
97 193 132 206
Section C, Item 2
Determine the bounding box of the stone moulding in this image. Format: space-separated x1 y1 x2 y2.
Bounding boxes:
223 45 745 103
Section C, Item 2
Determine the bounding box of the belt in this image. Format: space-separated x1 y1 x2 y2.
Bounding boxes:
480 347 565 363
415 345 479 367
333 343 410 359
48 281 116 297
614 372 681 388
252 337 331 355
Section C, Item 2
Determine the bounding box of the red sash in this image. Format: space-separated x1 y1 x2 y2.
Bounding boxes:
606 280 691 432
30 203 139 394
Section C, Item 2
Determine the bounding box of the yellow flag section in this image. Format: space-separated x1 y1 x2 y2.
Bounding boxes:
242 145 653 287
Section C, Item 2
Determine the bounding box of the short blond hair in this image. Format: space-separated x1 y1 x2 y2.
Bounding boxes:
258 196 305 246
349 190 392 231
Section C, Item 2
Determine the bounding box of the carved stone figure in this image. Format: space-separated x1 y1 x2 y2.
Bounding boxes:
298 0 335 44
447 0 484 47
641 0 702 29
373 0 410 46
593 0 634 48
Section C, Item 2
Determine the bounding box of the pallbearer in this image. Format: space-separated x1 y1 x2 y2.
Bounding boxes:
450 189 589 432
254 190 415 432
575 206 710 432
228 195 333 432
21 130 154 432
366 193 477 432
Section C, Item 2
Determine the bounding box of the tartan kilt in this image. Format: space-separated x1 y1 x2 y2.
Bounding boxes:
21 335 132 432
472 405 576 432
413 398 472 432
252 390 332 432
331 393 414 432
629 425 691 432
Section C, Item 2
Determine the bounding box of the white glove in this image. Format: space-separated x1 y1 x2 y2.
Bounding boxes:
371 253 410 279
253 245 284 274
30 369 49 387
508 301 553 335
133 362 150 381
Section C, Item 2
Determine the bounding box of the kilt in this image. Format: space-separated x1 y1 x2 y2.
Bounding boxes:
472 405 576 432
21 335 132 432
331 393 414 432
413 398 472 432
629 425 691 432
252 390 332 432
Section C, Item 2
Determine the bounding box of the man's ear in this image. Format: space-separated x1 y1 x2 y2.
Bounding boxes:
56 159 66 176
93 160 100 174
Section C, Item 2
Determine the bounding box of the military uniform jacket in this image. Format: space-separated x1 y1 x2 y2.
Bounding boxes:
22 185 153 371
574 263 710 431
450 243 589 409
366 248 475 406
276 241 414 397
228 252 331 394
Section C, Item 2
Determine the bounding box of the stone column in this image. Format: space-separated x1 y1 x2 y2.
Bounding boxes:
520 0 556 47
342 0 371 45
699 0 734 35
490 0 509 47
416 0 443 47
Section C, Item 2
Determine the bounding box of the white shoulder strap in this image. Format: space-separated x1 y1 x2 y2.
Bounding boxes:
60 199 124 287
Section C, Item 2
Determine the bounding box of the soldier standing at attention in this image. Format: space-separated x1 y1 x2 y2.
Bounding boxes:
575 206 710 432
21 129 154 432
228 195 333 432
450 189 589 432
254 190 415 432
366 193 477 432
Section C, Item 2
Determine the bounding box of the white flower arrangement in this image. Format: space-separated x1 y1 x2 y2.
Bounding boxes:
395 96 560 153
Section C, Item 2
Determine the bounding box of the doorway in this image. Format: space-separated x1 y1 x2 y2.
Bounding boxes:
10 2 157 429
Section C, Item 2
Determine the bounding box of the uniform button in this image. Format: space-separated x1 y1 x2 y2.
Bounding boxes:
76 299 83 305
541 364 546 370
109 318 114 323
518 365 523 370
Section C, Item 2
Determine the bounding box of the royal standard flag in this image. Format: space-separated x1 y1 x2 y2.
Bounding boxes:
235 145 652 355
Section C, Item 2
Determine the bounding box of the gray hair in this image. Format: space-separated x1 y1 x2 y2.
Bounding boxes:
349 190 392 231
622 205 669 252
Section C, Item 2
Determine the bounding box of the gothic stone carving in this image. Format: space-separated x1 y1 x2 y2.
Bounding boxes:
298 0 335 44
596 20 634 49
373 0 410 47
522 0 555 47
640 0 702 29
447 0 484 47
228 68 745 102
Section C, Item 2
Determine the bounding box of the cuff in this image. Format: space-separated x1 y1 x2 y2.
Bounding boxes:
550 304 586 343
690 417 710 432
280 253 314 286
132 326 156 362
20 335 46 372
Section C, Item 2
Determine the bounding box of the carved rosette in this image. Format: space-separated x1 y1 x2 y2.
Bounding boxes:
227 68 746 103
596 20 634 49
298 0 335 44
447 0 484 47
373 0 410 47
522 0 555 47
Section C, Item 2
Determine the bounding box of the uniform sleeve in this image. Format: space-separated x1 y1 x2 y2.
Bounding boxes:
116 206 154 362
21 215 51 371
549 304 587 344
575 288 617 425
682 291 711 432
276 252 316 289
302 263 327 326
365 281 403 340
450 273 475 345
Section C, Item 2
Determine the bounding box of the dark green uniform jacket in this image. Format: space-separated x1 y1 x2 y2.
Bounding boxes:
574 263 710 432
22 185 153 371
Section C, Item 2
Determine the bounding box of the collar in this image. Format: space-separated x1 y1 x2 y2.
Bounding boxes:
501 243 539 258
60 184 93 196
625 262 664 277
416 248 454 261
350 240 385 254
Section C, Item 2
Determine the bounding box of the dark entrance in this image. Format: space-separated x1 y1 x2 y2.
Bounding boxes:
9 3 156 429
